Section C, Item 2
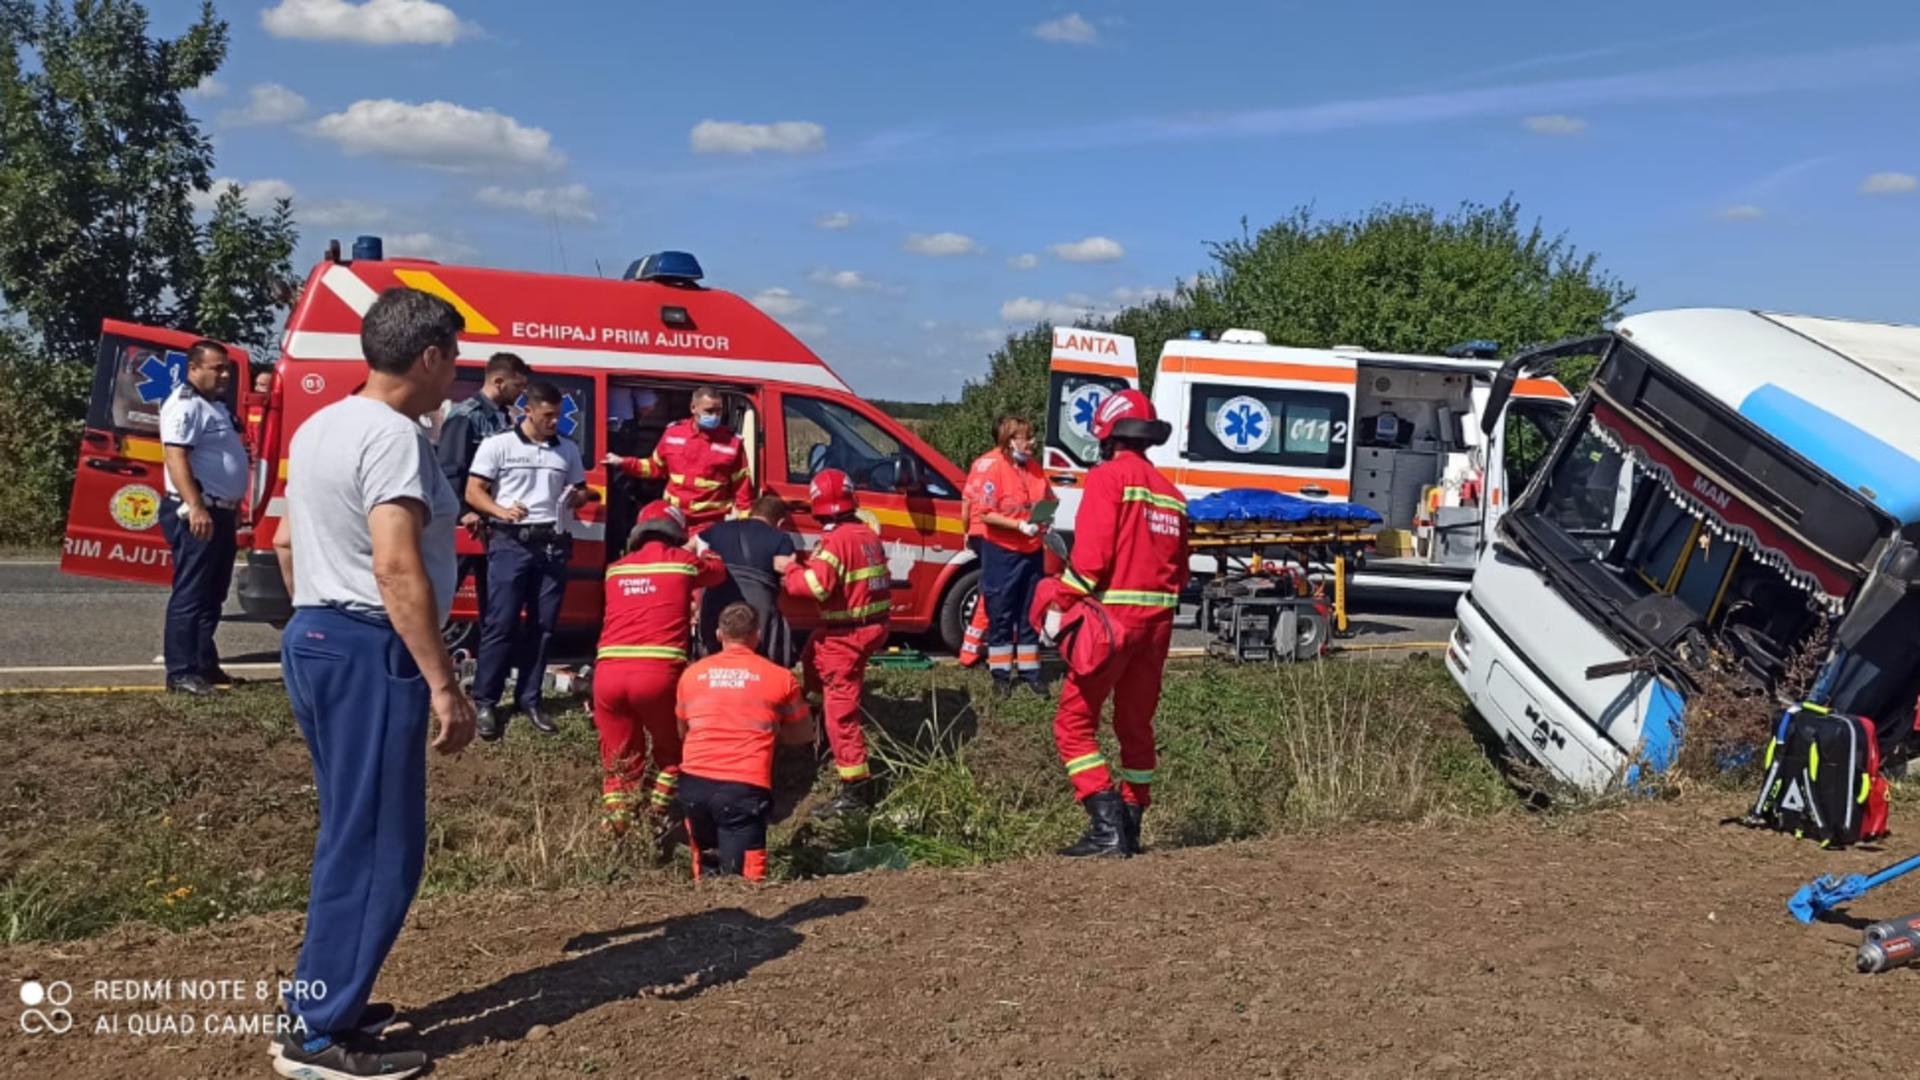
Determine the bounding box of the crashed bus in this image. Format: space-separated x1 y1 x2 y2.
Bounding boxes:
1449 309 1920 791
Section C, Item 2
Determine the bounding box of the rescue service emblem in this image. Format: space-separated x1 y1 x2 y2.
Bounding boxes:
1066 384 1108 440
109 484 162 531
1213 395 1272 454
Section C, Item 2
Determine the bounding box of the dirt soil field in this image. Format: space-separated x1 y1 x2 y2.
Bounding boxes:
6 799 1919 1079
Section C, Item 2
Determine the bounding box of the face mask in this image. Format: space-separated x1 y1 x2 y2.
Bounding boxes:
1011 450 1030 464
696 413 722 430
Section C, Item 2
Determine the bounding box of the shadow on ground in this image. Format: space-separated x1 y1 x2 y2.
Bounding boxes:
408 895 867 1055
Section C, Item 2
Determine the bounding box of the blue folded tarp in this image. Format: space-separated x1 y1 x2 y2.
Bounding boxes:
1187 488 1383 526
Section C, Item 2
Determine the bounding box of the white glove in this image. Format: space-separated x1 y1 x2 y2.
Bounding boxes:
1018 522 1041 537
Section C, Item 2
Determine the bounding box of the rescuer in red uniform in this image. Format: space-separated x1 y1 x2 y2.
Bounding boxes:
602 386 752 533
592 501 728 843
1047 389 1188 858
776 468 891 818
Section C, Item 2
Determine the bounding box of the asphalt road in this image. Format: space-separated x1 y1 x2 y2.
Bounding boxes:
0 559 1458 689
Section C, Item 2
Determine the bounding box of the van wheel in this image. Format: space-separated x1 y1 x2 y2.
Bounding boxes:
937 568 980 656
442 617 477 657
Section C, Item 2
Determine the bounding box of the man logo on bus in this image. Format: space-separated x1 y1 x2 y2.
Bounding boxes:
1067 385 1109 441
1214 396 1270 453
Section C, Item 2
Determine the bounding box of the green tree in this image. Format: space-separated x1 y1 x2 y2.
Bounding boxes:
190 181 300 356
0 1 300 544
1188 198 1631 360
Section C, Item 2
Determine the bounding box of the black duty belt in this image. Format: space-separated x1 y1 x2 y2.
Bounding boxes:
496 522 568 542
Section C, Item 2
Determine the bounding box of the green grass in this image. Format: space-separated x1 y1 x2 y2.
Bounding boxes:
0 656 1519 943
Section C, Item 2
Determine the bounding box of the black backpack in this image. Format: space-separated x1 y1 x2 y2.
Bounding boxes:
1748 703 1888 849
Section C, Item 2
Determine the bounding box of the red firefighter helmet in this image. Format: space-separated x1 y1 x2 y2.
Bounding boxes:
809 468 859 518
627 499 688 550
1091 388 1172 446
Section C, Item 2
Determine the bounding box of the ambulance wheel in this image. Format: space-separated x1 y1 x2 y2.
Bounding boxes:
937 568 980 656
442 617 477 656
1292 610 1329 661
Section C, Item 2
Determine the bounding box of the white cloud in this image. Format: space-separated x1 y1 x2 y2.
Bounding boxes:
383 231 477 262
190 177 296 214
312 99 564 172
816 210 856 230
187 76 227 99
809 268 896 293
904 231 981 257
1032 12 1098 45
1047 235 1125 262
690 119 826 155
220 83 309 127
1001 285 1170 325
750 287 809 317
1007 253 1040 270
1716 204 1766 221
1861 171 1918 195
1001 296 1100 324
261 0 469 45
786 321 828 339
1521 114 1587 136
474 183 596 223
300 198 391 228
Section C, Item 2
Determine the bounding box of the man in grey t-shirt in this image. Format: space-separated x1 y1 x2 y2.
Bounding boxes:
267 287 474 1080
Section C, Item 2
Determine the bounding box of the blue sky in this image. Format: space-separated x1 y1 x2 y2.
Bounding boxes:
178 0 1920 399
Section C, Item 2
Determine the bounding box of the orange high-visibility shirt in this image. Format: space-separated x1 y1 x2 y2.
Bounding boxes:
676 643 809 789
963 449 1054 554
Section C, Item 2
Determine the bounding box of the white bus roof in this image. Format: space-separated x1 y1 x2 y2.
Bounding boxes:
1614 308 1920 523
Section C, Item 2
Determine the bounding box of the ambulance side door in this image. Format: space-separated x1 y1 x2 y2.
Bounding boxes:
62 321 249 585
1158 349 1358 500
1042 328 1139 535
769 390 959 631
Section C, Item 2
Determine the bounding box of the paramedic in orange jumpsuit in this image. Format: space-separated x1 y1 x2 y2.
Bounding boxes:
963 414 1055 694
1047 390 1188 858
676 602 813 881
775 468 891 818
602 385 752 533
592 501 727 839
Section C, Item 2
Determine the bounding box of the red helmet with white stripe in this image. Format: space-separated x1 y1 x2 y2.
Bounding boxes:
627 499 687 550
1092 388 1171 446
809 468 859 518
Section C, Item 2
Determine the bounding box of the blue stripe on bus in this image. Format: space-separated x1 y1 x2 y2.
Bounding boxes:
1625 679 1686 791
1738 384 1920 523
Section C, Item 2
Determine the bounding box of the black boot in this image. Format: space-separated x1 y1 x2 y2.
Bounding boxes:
991 673 1014 698
812 779 873 820
1060 791 1129 858
1121 802 1145 855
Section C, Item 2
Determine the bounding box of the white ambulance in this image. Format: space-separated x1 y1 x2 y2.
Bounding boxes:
1041 327 1577 594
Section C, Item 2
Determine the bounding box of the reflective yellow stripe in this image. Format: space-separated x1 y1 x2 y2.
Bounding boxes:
1062 567 1097 595
668 472 688 485
596 645 690 661
731 468 750 482
837 761 870 780
821 598 891 621
391 268 500 334
847 564 888 583
1860 772 1872 804
813 548 845 572
686 497 731 512
606 562 697 578
803 568 831 601
1064 752 1107 776
629 457 660 478
1099 589 1179 608
689 476 723 489
1115 766 1154 784
1121 486 1187 514
1810 743 1821 776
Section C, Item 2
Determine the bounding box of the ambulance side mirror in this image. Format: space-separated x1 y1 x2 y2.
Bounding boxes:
890 452 924 493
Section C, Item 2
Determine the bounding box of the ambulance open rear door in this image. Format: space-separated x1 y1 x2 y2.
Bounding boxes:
1042 327 1139 536
61 321 250 585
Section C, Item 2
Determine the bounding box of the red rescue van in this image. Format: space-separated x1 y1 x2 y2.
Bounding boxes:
62 242 982 653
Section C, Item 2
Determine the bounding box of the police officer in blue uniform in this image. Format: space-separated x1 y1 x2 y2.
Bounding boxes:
158 340 248 696
464 380 593 739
